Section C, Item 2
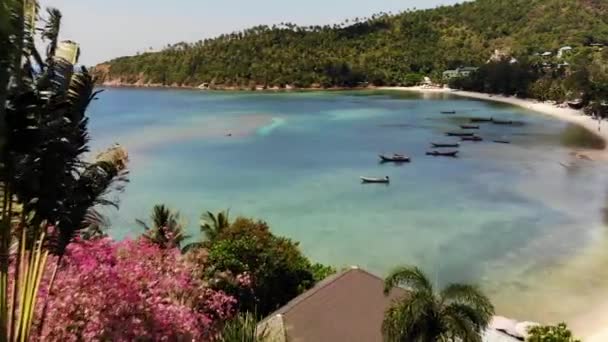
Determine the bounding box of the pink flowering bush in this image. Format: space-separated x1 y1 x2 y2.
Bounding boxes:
33 238 236 341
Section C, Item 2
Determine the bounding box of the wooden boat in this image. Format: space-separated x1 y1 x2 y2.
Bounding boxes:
379 154 410 163
461 136 483 142
493 140 511 144
361 176 390 183
440 110 456 114
426 150 458 157
431 142 460 148
492 119 514 125
567 100 584 109
471 117 493 123
460 125 480 129
446 132 475 137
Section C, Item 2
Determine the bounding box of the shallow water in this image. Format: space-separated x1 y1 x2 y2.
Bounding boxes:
90 88 608 328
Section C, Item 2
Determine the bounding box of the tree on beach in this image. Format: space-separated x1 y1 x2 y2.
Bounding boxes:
382 266 494 342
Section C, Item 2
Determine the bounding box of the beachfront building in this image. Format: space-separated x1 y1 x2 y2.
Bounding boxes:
442 67 479 80
257 267 524 342
557 46 573 59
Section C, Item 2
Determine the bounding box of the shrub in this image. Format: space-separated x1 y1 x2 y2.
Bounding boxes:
34 238 236 341
205 217 332 316
527 323 581 342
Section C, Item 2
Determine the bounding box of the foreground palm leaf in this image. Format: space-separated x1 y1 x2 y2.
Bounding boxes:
382 266 494 342
1 2 129 340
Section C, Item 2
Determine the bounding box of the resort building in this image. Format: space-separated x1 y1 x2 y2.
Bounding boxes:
257 267 524 342
557 46 573 59
442 67 478 80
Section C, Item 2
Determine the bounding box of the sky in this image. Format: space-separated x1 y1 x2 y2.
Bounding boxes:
39 0 464 66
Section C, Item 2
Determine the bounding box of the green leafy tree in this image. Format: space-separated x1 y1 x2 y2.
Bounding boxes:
136 204 189 249
205 217 330 316
527 323 581 342
382 266 494 342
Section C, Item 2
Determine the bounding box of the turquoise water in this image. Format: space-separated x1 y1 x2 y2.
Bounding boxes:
89 88 608 326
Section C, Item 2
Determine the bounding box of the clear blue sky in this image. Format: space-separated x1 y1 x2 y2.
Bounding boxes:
39 0 464 65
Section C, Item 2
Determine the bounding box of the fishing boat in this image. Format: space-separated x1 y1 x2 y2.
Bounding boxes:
379 154 410 163
493 140 511 144
426 150 458 157
567 100 584 109
461 136 483 142
471 117 493 123
492 119 514 125
431 142 460 148
360 176 390 183
440 110 456 114
460 125 480 129
446 132 475 137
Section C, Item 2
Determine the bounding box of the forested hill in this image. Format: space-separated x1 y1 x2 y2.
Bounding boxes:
95 0 608 88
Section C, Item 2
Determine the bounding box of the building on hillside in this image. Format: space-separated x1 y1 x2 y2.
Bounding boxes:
257 267 525 342
541 51 553 57
442 67 478 80
557 46 573 59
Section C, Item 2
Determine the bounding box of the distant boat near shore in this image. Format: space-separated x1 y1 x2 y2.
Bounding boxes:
431 142 460 148
360 176 390 183
460 125 480 129
440 110 456 114
493 140 511 144
426 150 459 157
471 117 493 123
446 132 475 137
492 119 514 125
379 154 410 163
461 136 483 142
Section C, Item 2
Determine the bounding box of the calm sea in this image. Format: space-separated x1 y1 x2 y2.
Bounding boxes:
89 88 608 327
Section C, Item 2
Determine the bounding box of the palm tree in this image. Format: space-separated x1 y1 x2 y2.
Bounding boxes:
136 204 189 249
1 2 129 339
182 210 230 253
200 209 230 242
382 266 494 342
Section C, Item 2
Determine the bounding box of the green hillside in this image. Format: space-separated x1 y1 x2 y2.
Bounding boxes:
96 0 608 88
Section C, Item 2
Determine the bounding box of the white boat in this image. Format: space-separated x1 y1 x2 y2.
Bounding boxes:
360 176 390 184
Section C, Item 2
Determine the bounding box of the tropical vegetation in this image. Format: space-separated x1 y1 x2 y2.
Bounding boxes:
382 265 494 342
202 217 336 316
526 323 581 342
0 1 130 340
95 0 608 89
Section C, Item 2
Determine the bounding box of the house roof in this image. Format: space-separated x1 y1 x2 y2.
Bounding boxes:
258 266 407 342
258 267 524 342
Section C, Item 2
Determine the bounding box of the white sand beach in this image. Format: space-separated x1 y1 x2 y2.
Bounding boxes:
383 86 608 340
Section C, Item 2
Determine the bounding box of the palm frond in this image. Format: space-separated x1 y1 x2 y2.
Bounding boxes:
383 265 433 295
440 283 494 320
41 8 61 59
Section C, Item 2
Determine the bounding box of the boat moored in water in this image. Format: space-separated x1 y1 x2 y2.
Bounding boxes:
379 154 411 163
441 110 456 114
471 117 493 123
431 142 460 148
461 136 483 142
460 125 480 129
361 176 390 183
493 140 511 144
492 119 514 125
426 150 459 157
446 132 475 137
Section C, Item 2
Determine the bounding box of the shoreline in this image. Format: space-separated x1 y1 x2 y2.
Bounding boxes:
383 86 608 340
380 86 608 149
